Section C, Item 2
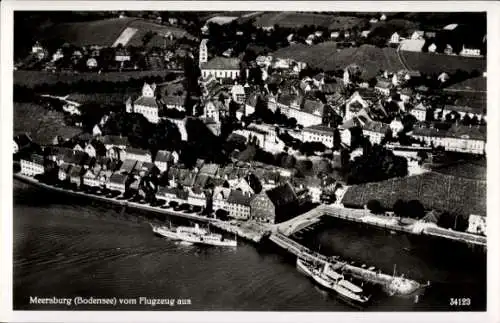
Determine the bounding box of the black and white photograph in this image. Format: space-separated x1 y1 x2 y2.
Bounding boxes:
1 1 499 322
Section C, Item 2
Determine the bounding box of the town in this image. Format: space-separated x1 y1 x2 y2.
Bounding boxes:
10 9 492 314
14 11 487 243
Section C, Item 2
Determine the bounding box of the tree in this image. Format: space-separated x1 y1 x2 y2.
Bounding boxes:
366 199 383 214
333 128 341 150
393 199 406 217
406 200 425 219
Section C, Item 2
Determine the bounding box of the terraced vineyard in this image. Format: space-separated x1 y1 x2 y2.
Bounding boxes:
341 171 486 217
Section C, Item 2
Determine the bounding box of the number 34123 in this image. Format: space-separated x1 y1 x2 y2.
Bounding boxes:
450 298 471 306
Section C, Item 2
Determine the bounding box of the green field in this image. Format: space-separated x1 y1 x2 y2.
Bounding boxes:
14 70 178 88
253 12 365 30
342 171 486 217
14 102 82 145
401 51 486 75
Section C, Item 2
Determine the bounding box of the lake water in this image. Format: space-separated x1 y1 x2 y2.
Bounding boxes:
13 180 486 311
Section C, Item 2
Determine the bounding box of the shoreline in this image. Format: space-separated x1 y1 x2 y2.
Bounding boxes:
13 174 267 243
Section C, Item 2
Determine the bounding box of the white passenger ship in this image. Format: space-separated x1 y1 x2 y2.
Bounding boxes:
152 223 237 247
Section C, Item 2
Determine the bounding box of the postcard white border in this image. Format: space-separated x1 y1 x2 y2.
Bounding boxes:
1 1 499 323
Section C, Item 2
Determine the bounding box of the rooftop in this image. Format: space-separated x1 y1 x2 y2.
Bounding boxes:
412 123 486 141
201 57 240 70
227 189 252 206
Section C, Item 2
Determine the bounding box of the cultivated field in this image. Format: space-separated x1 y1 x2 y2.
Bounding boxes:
444 76 486 92
14 102 82 145
401 51 486 75
43 18 136 47
253 12 365 30
273 44 405 79
41 17 194 48
341 171 486 217
14 70 178 87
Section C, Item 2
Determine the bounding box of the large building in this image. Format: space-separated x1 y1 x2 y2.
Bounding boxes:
410 123 486 155
200 57 241 80
126 83 160 123
362 121 390 144
250 182 298 224
20 154 45 177
233 123 285 153
126 83 185 124
302 125 336 148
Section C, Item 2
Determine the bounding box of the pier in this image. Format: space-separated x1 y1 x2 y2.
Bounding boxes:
269 232 425 296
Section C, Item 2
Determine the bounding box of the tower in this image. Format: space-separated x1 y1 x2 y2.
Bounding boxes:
199 39 208 67
343 69 350 86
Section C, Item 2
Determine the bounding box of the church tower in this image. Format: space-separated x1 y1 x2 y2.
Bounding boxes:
199 39 208 67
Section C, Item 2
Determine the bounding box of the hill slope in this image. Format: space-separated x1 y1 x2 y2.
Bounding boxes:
41 18 194 48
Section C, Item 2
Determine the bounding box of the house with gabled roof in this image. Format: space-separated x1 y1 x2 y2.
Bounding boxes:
20 153 44 177
250 182 298 224
226 189 252 220
124 147 152 163
107 173 128 193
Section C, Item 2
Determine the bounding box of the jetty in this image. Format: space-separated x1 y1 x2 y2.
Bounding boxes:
269 232 425 296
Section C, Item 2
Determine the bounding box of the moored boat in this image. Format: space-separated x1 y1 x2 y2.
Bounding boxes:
309 263 371 305
152 223 237 247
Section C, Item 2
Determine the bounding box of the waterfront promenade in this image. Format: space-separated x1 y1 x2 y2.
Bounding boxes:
275 204 487 248
13 174 267 243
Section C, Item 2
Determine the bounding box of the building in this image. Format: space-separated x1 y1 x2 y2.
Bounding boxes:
20 154 45 177
330 31 340 39
374 80 392 96
213 186 231 212
389 32 400 44
200 57 240 80
203 101 222 123
460 45 481 57
83 168 102 188
410 123 486 154
231 83 246 104
226 189 252 220
58 163 72 181
467 214 486 236
155 150 177 173
101 135 129 151
344 90 376 121
107 173 128 193
410 31 424 40
124 147 152 163
187 187 207 207
389 118 404 136
410 103 428 121
233 123 285 153
69 165 83 187
126 83 159 123
428 43 437 53
250 182 298 224
302 125 336 149
444 44 454 55
362 121 390 144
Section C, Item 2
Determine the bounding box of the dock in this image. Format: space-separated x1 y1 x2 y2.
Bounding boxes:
269 232 425 296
